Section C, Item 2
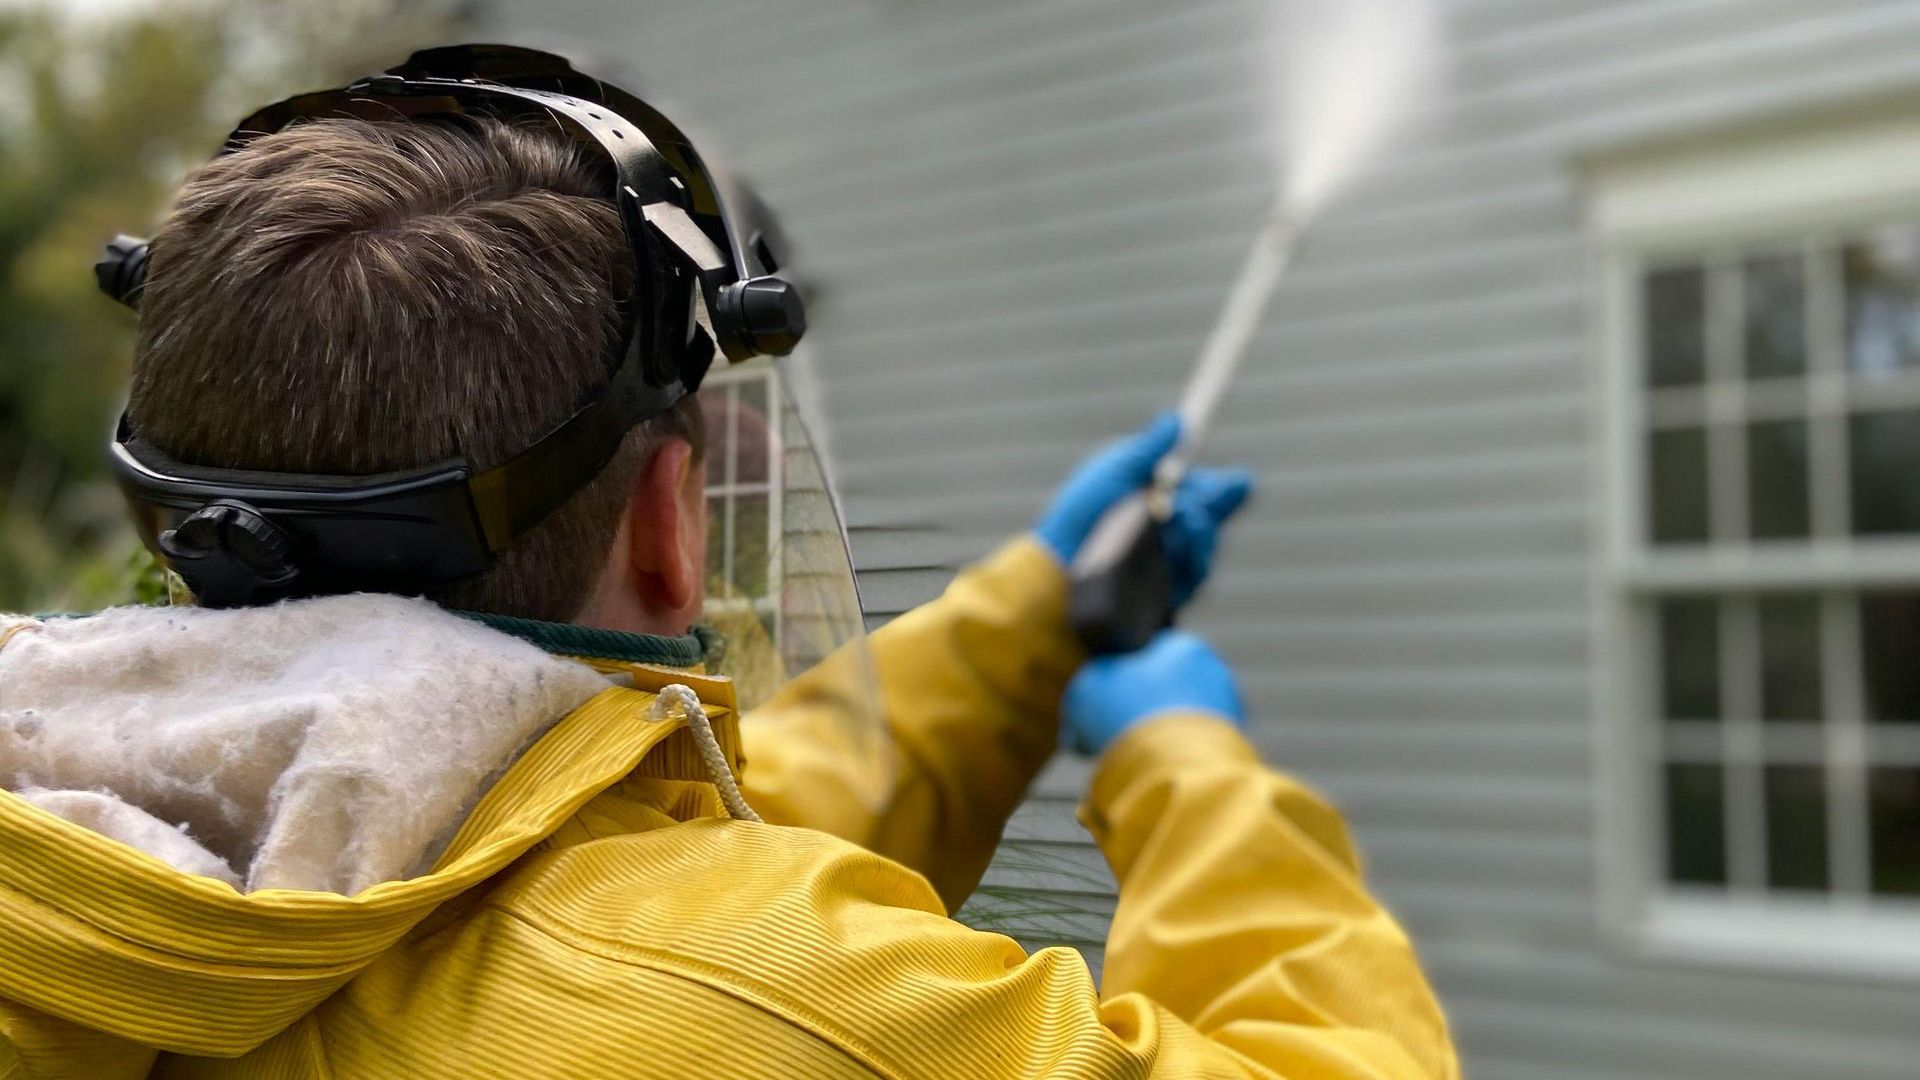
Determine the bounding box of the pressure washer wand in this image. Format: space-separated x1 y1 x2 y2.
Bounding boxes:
1069 207 1303 655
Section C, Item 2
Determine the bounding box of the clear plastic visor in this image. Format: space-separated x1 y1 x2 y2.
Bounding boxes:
696 357 889 808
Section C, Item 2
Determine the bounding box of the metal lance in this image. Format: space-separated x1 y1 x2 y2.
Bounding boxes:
1068 209 1303 655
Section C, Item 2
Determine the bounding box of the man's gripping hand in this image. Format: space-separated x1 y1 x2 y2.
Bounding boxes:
1032 413 1253 609
1062 630 1246 756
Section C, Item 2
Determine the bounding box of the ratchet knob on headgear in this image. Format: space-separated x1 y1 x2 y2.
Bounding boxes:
158 500 301 608
95 234 151 310
718 275 806 357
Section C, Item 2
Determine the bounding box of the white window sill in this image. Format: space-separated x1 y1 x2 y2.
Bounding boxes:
1615 894 1920 985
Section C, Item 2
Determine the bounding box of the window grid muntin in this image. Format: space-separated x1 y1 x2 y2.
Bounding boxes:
703 365 783 630
1635 227 1920 912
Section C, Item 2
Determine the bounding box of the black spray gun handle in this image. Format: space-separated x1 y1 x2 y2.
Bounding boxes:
1069 490 1174 656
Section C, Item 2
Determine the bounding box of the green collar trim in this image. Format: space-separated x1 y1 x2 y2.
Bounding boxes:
458 611 708 668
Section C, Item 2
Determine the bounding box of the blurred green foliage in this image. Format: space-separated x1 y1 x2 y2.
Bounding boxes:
0 0 466 613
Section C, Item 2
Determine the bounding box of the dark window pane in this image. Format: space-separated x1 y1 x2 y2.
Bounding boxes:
736 375 768 420
1646 266 1708 388
1759 596 1822 722
733 494 770 598
1745 252 1806 379
1667 763 1727 885
1649 428 1710 544
1660 597 1720 720
1868 767 1920 897
1860 592 1920 723
1765 765 1829 891
1849 411 1920 535
1747 419 1810 540
733 378 772 485
1845 228 1920 377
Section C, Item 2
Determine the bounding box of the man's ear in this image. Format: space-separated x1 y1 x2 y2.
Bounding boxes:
626 436 700 612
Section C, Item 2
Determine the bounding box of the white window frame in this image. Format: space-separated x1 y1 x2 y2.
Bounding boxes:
1589 105 1920 982
703 360 785 649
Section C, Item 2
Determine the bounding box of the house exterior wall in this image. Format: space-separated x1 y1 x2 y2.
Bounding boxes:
483 1 1920 1075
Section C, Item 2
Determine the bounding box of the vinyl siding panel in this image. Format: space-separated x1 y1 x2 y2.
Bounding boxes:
489 1 1920 1075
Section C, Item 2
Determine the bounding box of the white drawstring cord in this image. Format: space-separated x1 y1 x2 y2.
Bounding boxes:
649 684 762 823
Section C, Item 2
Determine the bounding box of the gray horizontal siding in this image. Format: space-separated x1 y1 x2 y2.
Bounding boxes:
492 0 1920 1075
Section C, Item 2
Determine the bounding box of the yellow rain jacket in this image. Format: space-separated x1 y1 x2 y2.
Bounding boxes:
0 539 1456 1079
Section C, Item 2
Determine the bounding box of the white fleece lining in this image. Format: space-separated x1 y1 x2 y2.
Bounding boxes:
0 596 610 895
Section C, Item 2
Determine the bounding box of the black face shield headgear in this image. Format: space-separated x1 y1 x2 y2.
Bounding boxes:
95 44 805 608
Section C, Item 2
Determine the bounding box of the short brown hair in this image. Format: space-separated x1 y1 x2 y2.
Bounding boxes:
129 115 701 621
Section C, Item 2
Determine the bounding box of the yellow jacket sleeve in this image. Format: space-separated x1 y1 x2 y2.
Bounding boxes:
282 778 1452 1080
482 714 1455 1080
1081 712 1459 1079
241 705 1452 1078
740 536 1082 911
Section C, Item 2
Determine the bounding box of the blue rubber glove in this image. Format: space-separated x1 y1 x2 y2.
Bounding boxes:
1034 412 1254 608
1061 630 1246 756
